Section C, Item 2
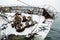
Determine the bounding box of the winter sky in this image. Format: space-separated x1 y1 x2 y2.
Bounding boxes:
0 0 60 12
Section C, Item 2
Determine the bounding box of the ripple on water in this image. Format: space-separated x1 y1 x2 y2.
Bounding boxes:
45 15 60 40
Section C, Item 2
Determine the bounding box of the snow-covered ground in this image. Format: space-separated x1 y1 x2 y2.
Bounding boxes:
0 13 54 40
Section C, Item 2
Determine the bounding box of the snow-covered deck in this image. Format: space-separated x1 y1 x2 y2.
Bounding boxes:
0 13 54 40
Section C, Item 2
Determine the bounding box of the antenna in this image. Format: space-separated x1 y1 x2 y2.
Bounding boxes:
17 0 32 7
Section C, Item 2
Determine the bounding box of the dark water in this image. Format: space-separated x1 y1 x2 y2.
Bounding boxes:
45 14 60 40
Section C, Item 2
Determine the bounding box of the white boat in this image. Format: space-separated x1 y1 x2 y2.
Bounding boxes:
0 6 56 40
0 0 57 40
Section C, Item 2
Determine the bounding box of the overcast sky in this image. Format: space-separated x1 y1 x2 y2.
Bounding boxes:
0 0 60 12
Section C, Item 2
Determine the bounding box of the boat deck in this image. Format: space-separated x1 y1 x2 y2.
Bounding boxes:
0 13 53 40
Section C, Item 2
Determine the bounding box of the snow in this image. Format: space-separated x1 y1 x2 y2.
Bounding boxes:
0 0 58 39
0 13 54 39
3 13 40 35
